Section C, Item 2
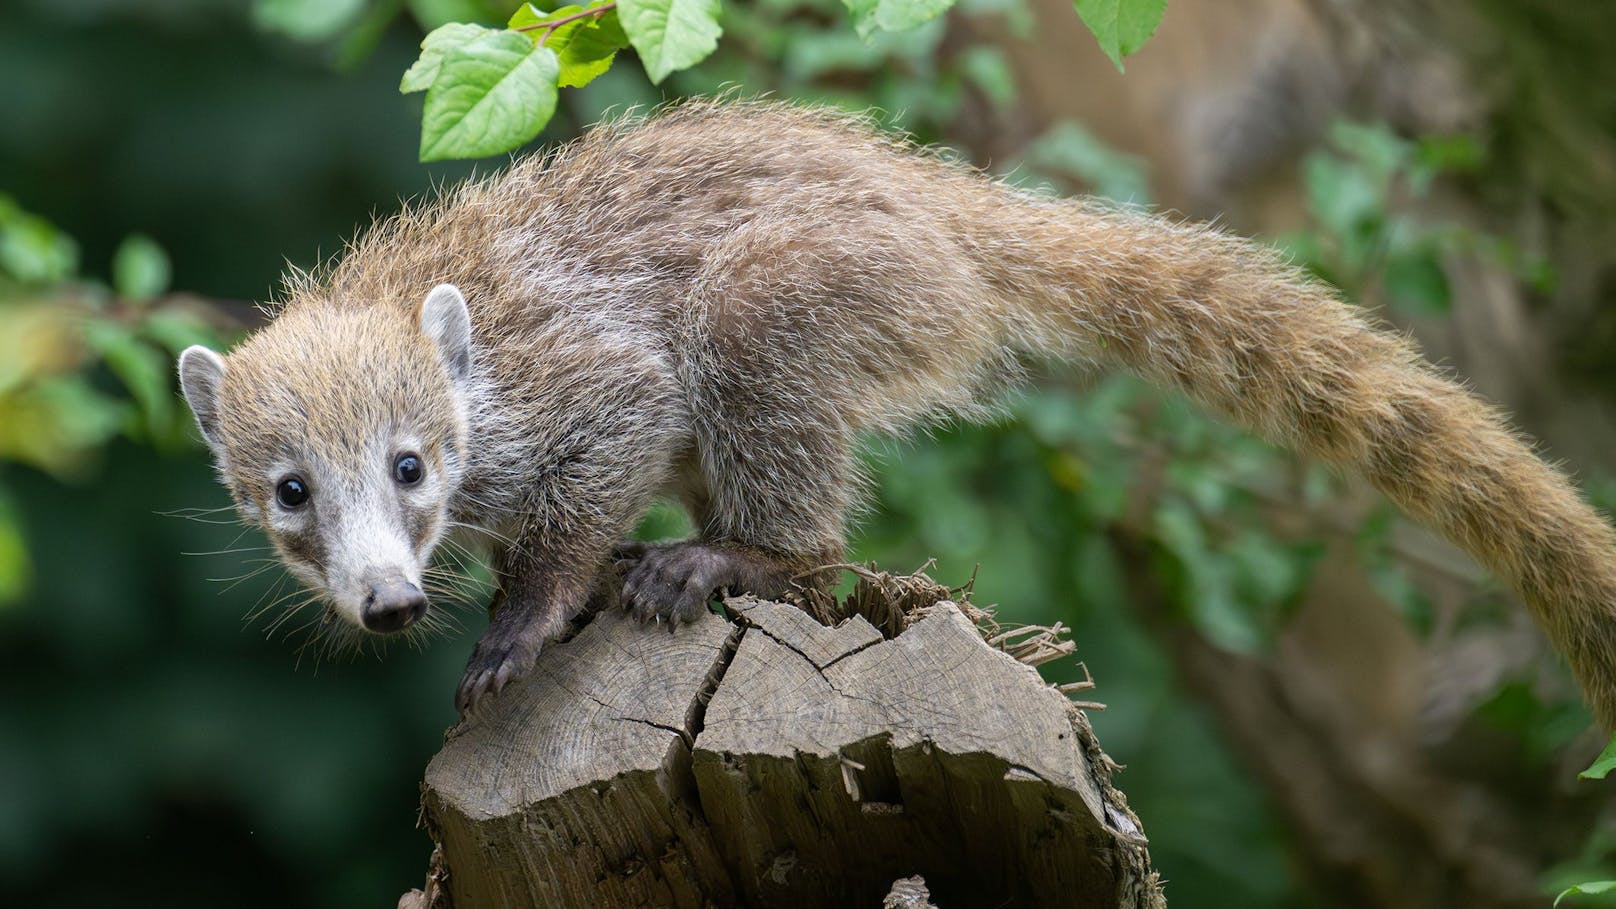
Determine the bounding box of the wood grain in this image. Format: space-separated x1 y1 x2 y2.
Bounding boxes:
419 596 1160 908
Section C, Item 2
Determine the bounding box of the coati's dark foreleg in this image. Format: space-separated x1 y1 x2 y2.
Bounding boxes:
455 372 685 715
455 539 594 715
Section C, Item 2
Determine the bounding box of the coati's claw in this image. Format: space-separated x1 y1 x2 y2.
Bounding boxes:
619 542 719 626
619 541 795 626
455 627 544 716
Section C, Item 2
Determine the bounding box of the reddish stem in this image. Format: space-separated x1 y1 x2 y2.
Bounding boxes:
512 1 617 46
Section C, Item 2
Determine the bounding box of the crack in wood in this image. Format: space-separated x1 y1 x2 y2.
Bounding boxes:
687 620 747 741
420 589 1162 908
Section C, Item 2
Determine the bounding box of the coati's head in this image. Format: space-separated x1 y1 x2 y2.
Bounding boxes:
177 284 475 635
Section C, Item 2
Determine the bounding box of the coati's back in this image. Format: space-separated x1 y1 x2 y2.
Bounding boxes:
564 102 1616 724
284 103 1027 431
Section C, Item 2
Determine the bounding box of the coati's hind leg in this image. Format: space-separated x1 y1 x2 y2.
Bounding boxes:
617 381 853 624
617 210 933 624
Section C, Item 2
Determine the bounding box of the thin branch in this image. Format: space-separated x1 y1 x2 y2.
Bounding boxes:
512 2 617 47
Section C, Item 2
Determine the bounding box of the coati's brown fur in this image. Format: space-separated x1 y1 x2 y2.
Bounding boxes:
185 100 1616 723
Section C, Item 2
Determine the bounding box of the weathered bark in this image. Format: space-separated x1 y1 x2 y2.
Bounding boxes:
408 576 1160 908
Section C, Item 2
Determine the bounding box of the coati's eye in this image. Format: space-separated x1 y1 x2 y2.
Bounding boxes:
394 453 424 485
276 476 309 509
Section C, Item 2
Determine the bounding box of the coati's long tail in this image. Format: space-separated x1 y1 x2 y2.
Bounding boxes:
979 192 1616 726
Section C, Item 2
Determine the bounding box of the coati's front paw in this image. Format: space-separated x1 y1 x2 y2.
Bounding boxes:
455 624 546 716
619 540 793 626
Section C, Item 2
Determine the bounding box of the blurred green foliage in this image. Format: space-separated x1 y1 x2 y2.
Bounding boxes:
1277 120 1553 319
0 1 1600 907
0 196 222 609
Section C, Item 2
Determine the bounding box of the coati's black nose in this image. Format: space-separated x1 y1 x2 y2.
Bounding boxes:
361 581 427 633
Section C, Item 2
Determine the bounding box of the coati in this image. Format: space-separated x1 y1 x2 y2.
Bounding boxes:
177 100 1616 723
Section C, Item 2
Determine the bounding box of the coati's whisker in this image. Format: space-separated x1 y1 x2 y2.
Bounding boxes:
243 574 293 624
211 561 281 590
446 519 515 548
158 504 249 525
182 546 270 557
263 593 324 638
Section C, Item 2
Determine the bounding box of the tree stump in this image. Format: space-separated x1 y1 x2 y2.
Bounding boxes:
410 573 1161 908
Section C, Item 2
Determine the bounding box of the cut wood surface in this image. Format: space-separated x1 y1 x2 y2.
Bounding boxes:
412 574 1161 908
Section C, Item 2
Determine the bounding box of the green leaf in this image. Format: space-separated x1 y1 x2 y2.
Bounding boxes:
139 309 221 356
111 234 171 302
1026 120 1152 205
418 32 560 162
251 0 366 43
511 3 629 88
0 204 78 284
1382 250 1451 316
1580 734 1616 780
400 22 497 94
1072 0 1166 72
555 23 626 87
509 3 552 29
842 0 956 40
632 499 696 541
1153 498 1262 653
1364 559 1433 639
1558 881 1616 906
0 486 29 607
1229 533 1322 620
619 0 723 84
1328 120 1411 189
0 377 128 478
1303 153 1380 245
958 45 1016 106
336 0 403 70
85 321 173 436
1416 133 1485 175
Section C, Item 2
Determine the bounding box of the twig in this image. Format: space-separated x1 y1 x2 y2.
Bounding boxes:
512 2 617 47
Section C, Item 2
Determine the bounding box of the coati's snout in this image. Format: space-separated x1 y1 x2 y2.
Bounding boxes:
362 579 428 632
175 283 476 639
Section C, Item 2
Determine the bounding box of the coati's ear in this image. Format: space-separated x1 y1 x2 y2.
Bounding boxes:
177 345 228 450
419 283 473 383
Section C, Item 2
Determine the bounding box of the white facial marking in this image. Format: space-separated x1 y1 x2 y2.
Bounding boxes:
267 434 445 630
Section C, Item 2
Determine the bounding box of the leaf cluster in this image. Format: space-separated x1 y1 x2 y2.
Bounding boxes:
389 0 1166 160
0 199 227 608
1277 122 1553 319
